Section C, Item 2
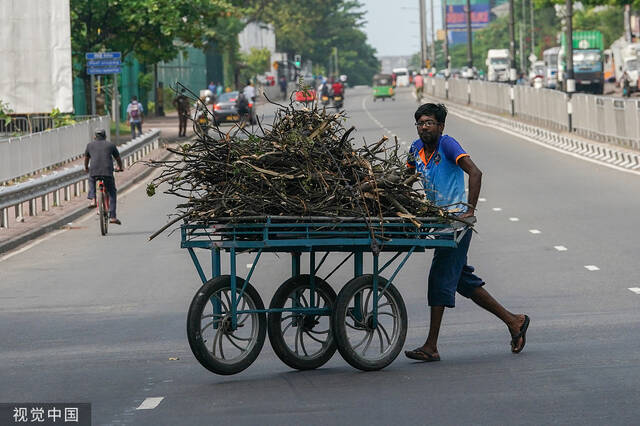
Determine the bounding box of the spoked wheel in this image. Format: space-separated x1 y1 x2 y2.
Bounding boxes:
332 274 407 371
268 275 337 370
98 190 108 236
187 275 266 375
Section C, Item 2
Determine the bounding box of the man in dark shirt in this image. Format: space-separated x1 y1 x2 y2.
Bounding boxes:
84 129 124 224
173 89 191 137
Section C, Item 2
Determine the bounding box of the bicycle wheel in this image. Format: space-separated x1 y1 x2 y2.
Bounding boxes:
332 274 407 371
98 190 108 236
187 275 266 375
267 275 337 370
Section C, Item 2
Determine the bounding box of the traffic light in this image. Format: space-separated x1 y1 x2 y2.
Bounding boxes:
294 54 301 68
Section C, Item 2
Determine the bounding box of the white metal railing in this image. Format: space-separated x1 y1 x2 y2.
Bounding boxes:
0 116 111 184
424 77 640 152
0 129 161 228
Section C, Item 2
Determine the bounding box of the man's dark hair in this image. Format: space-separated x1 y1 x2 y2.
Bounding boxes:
414 103 447 124
131 95 138 101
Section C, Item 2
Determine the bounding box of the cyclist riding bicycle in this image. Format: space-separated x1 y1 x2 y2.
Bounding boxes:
84 129 124 225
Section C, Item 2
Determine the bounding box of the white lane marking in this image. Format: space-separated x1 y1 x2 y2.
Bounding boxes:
478 198 487 202
509 217 519 222
246 263 253 269
584 265 600 271
529 229 541 234
628 287 640 294
136 397 164 410
0 229 67 262
0 166 164 262
492 207 502 211
554 245 568 251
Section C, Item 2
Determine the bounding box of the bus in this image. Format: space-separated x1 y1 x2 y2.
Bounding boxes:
392 67 410 87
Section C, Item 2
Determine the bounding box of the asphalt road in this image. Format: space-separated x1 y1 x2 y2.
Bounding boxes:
1 87 639 426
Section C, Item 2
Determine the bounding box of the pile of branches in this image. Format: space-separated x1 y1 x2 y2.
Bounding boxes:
146 96 459 235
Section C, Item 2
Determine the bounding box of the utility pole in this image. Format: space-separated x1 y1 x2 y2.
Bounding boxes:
565 0 574 94
530 0 535 58
443 0 450 76
520 0 525 72
465 0 473 69
420 0 427 70
430 0 436 70
509 0 517 82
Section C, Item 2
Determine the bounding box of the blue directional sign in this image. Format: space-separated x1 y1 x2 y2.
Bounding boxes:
85 52 121 60
87 66 121 75
87 59 121 67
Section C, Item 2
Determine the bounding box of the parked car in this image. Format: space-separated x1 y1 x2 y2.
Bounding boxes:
212 91 257 125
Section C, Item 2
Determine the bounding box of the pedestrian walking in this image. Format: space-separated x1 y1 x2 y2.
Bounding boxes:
173 89 191 137
126 96 144 139
279 76 288 100
404 103 530 362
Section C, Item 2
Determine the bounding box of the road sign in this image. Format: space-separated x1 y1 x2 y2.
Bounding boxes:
87 66 121 75
85 52 121 60
87 59 121 67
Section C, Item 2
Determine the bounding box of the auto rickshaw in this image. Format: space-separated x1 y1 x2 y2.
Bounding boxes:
372 73 395 102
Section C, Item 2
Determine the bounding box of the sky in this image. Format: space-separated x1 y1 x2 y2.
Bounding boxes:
361 0 445 57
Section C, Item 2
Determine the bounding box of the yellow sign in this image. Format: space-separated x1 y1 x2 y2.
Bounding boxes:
437 29 446 41
273 61 279 70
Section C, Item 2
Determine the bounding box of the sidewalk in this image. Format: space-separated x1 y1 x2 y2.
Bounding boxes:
0 112 187 255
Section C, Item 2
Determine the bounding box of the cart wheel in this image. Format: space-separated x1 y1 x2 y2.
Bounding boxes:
332 274 407 371
268 275 337 370
187 275 266 375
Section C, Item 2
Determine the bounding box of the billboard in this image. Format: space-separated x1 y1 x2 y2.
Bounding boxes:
0 0 73 113
446 0 491 45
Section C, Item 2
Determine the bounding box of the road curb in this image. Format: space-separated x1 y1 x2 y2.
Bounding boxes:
0 149 172 256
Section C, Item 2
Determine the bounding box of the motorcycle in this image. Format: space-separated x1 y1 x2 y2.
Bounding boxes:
332 93 343 109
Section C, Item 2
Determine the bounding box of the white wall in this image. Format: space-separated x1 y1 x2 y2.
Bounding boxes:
0 0 73 114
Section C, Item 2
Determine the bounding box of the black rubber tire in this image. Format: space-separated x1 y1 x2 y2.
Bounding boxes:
187 275 266 375
332 274 407 371
267 275 337 370
98 191 107 236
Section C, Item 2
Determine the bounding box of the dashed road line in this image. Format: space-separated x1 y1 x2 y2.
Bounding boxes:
246 263 253 269
136 397 164 410
554 245 568 251
584 265 600 271
492 207 502 211
478 198 486 202
529 229 541 234
509 217 519 222
628 287 640 294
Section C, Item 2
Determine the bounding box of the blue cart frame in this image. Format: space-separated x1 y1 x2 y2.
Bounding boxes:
181 216 471 374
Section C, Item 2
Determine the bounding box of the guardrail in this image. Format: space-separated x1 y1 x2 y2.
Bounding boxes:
424 77 640 152
0 129 161 228
0 116 111 184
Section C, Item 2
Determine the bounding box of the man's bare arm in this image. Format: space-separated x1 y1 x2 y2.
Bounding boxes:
458 156 482 217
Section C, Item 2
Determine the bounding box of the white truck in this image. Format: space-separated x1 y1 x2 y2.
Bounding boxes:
610 38 640 93
486 49 510 82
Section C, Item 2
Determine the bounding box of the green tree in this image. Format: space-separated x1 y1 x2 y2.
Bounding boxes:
70 0 236 107
239 47 272 83
249 0 380 85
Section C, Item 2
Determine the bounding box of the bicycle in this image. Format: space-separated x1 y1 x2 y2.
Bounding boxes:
95 170 122 236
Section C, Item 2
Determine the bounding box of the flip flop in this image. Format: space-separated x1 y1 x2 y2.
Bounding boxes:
405 347 441 362
510 315 530 354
